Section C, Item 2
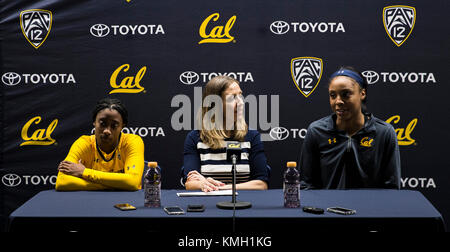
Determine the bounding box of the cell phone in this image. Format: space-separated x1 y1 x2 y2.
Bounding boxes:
327 206 356 215
164 206 185 215
114 203 137 211
187 204 205 212
302 206 324 214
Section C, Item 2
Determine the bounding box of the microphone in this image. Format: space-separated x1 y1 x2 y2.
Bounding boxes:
217 142 252 214
226 142 242 164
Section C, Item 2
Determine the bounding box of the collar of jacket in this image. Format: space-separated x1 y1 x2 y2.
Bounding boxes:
326 113 377 136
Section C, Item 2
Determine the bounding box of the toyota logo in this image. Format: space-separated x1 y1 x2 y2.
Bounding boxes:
90 24 110 37
179 71 199 85
270 21 290 35
269 127 289 140
2 72 21 86
362 70 379 85
2 174 21 187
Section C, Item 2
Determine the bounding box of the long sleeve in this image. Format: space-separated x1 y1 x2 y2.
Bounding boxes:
182 131 201 183
248 131 269 183
55 134 145 191
380 126 401 189
299 125 321 189
55 172 110 191
55 137 109 191
82 135 145 191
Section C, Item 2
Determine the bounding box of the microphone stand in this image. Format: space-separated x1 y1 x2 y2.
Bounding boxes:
216 143 252 233
231 154 237 205
216 154 252 211
232 155 236 233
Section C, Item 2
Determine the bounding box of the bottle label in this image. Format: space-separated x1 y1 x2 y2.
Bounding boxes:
284 183 300 208
144 184 161 207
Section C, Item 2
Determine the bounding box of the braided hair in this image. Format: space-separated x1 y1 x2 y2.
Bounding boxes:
92 98 128 126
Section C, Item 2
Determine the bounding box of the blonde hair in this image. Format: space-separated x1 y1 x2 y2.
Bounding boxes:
199 76 248 149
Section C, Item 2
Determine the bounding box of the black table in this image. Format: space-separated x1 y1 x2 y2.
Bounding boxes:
8 189 445 232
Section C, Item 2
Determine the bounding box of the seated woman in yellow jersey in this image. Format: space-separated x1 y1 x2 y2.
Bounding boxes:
55 98 144 191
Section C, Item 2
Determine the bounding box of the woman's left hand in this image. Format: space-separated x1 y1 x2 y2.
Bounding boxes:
58 160 86 178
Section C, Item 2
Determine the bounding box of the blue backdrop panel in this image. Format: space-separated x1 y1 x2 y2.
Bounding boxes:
1 0 449 230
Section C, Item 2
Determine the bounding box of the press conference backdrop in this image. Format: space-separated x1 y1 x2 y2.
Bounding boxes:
1 0 449 231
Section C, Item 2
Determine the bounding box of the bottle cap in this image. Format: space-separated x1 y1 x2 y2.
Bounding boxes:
287 161 297 168
147 162 158 168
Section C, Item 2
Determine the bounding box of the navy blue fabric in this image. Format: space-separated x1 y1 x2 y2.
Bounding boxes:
299 114 401 189
330 69 365 88
9 189 443 220
182 130 269 183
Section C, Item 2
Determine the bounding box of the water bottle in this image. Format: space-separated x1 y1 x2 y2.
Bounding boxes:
144 162 161 207
283 161 300 208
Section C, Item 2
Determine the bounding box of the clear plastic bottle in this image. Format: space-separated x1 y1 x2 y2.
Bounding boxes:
144 162 161 207
283 161 300 208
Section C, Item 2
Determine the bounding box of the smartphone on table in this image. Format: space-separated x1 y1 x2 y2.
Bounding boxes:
326 206 356 215
114 203 137 211
164 206 185 215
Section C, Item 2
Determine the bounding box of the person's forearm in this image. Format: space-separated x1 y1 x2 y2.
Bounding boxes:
82 168 141 191
222 180 268 190
55 172 110 191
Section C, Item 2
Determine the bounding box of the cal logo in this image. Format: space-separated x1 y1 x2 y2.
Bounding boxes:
386 115 417 146
228 143 241 148
110 64 146 94
20 116 57 146
290 57 323 98
360 137 374 147
20 9 52 49
198 13 236 44
383 5 416 47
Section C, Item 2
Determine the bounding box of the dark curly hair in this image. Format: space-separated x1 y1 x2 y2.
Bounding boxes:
92 98 128 126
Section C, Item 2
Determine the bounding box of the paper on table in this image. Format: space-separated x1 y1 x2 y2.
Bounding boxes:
177 190 238 197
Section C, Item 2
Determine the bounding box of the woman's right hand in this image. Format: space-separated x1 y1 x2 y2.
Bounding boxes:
187 171 225 192
201 177 226 192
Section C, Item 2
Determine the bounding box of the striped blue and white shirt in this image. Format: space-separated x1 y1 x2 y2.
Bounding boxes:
183 130 269 184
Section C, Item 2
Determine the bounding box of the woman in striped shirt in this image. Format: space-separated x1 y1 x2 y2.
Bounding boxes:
182 76 269 192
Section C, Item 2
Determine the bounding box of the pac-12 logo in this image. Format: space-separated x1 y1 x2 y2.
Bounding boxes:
20 9 52 49
383 5 416 47
290 57 323 98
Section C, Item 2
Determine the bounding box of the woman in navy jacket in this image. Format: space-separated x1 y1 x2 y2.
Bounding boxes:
299 67 401 189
